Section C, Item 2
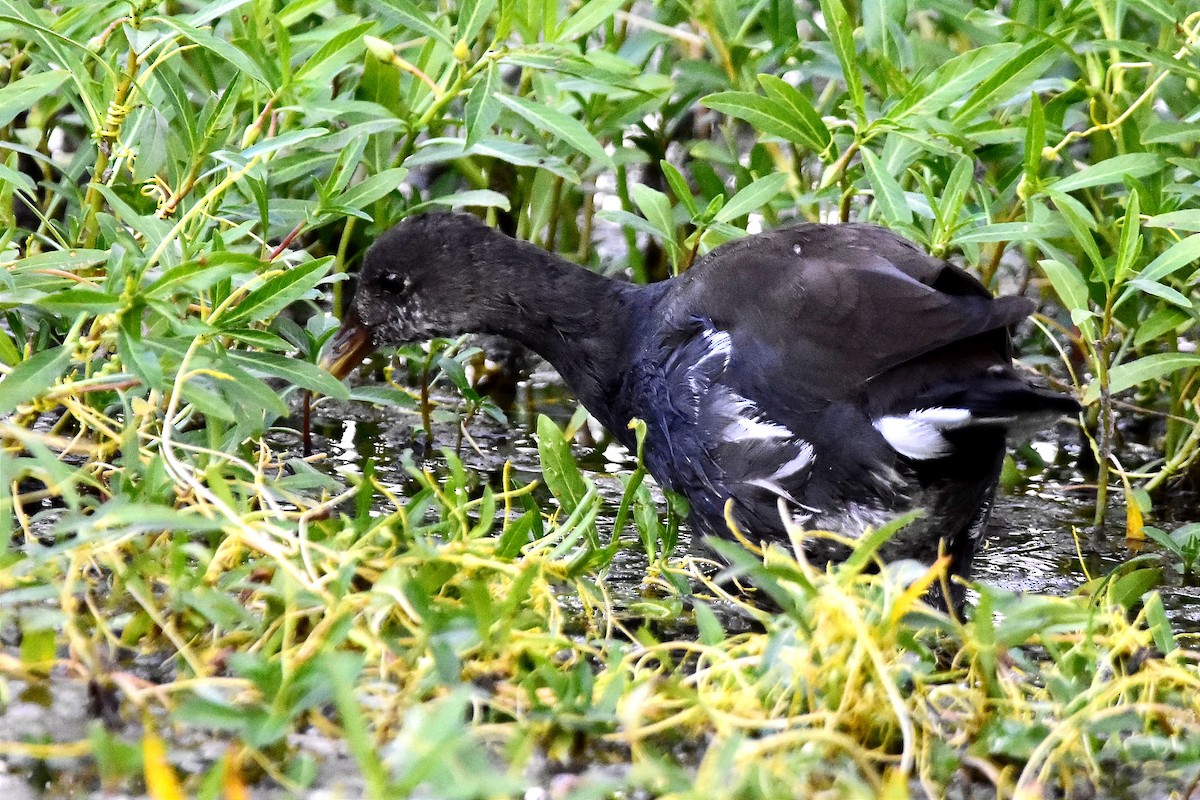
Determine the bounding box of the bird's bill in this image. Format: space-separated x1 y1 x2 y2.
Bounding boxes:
320 308 376 380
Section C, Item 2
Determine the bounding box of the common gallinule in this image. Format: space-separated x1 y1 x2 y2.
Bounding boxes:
322 212 1078 601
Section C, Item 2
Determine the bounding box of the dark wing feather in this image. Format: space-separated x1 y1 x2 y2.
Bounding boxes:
665 223 1032 407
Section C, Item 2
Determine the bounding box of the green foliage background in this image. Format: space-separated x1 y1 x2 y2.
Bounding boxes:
2 0 1200 797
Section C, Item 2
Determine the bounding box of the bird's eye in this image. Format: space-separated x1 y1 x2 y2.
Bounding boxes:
379 272 408 295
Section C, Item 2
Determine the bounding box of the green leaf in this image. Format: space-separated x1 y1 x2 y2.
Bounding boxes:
1113 191 1141 284
376 0 453 49
118 315 164 389
556 0 624 41
495 93 612 167
1144 592 1177 654
1043 153 1163 194
889 43 1019 123
226 350 350 399
861 148 912 225
714 173 788 223
1124 278 1192 309
215 258 332 329
335 167 408 211
1145 210 1200 232
0 345 70 415
535 414 594 522
1039 259 1095 339
935 156 973 236
425 189 511 211
33 289 123 315
144 253 261 299
10 249 111 273
464 64 501 148
1023 92 1045 186
0 69 70 128
818 0 865 121
630 184 676 242
955 40 1058 123
1110 568 1161 609
349 386 419 408
1136 233 1200 285
458 0 498 43
701 91 824 150
293 21 373 83
661 161 699 217
757 75 831 152
953 221 1069 244
1084 353 1200 403
154 16 272 87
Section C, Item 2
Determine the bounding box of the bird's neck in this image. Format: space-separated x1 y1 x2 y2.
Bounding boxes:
467 236 658 435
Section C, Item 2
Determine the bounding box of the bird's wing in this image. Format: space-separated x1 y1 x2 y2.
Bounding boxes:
667 223 1033 405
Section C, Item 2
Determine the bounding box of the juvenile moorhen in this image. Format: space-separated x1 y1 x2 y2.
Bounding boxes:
322 212 1078 600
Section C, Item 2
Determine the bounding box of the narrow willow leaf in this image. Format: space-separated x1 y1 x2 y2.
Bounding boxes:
33 289 123 315
1136 233 1200 285
425 189 511 210
1039 259 1095 339
953 221 1069 244
700 91 822 150
349 386 419 408
1141 121 1199 145
556 0 624 41
818 0 865 120
459 0 498 44
935 156 973 235
0 345 70 415
889 43 1018 123
1144 592 1177 654
661 161 699 217
464 63 501 148
1083 353 1200 403
1125 278 1192 310
376 0 454 50
9 249 110 273
630 184 676 242
955 39 1057 122
226 350 350 399
1044 153 1163 194
154 16 272 87
758 75 831 153
1133 307 1189 347
238 128 328 161
119 314 166 388
335 167 408 210
1023 92 1045 186
495 93 612 166
1144 210 1200 231
0 70 70 128
861 148 912 226
535 414 592 517
293 21 373 83
215 258 332 329
714 173 788 223
1113 192 1141 284
144 253 261 299
406 137 580 182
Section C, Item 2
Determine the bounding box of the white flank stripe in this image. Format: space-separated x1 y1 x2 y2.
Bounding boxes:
724 415 793 441
770 442 815 479
874 407 972 460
